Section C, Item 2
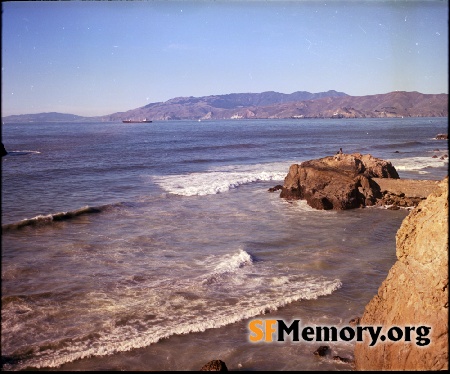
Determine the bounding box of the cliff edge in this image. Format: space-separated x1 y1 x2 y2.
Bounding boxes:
354 177 448 370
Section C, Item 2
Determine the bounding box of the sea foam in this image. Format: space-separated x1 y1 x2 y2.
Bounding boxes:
389 156 448 174
153 162 294 196
3 247 341 371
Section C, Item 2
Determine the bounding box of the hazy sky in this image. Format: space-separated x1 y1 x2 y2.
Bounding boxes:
2 0 448 117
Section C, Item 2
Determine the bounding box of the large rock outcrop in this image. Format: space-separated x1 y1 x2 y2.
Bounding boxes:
354 178 448 370
279 153 399 210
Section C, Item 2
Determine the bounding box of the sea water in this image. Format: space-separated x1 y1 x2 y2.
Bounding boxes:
1 118 448 371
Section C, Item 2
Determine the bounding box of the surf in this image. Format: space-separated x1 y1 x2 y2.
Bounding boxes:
1 203 129 232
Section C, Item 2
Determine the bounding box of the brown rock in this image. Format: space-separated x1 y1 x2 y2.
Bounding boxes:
268 184 283 192
313 345 330 356
435 134 448 140
280 153 397 210
200 360 228 371
354 178 449 371
373 178 440 199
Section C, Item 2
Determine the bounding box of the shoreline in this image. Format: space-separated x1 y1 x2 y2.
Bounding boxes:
372 177 441 199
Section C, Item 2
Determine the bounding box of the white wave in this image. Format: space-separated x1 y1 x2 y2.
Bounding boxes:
286 199 320 212
153 161 296 196
10 276 341 371
201 249 256 286
8 150 41 154
3 246 342 371
213 249 253 274
389 156 448 173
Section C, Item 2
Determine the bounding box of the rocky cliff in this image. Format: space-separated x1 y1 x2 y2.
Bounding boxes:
354 178 448 370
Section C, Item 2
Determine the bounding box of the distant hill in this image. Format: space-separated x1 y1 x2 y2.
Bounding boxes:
100 90 349 121
247 91 448 120
2 90 448 123
98 90 448 121
1 112 91 123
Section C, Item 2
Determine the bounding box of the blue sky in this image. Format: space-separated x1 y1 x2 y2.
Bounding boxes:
2 0 448 117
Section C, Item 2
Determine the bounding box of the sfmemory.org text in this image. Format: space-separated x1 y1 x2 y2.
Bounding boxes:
248 319 431 347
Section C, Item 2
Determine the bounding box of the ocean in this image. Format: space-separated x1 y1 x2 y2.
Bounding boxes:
1 118 448 371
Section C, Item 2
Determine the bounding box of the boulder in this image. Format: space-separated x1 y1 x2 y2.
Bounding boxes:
200 360 228 371
354 178 448 370
313 346 330 356
268 184 283 192
1 143 7 157
435 134 448 140
279 153 398 210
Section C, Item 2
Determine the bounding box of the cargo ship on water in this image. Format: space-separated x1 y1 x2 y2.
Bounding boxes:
122 118 152 123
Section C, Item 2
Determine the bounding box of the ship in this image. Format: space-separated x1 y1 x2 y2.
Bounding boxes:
122 118 152 123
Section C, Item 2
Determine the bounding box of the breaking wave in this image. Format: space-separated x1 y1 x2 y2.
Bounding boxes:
389 156 448 174
2 247 341 371
1 203 126 232
3 150 41 156
153 162 294 196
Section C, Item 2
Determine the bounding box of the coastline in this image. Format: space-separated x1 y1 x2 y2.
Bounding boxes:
372 177 441 199
354 177 448 370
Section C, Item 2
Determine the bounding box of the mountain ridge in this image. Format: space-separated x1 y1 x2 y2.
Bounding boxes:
2 90 448 123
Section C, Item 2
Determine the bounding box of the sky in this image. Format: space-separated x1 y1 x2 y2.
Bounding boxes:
1 0 448 117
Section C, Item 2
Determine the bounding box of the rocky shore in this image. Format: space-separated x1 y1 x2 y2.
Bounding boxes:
190 155 447 371
372 177 441 209
354 177 448 370
272 153 441 210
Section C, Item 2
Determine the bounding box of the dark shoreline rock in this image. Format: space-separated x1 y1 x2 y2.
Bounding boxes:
313 346 330 356
272 153 443 210
268 184 283 192
1 143 7 157
278 153 399 210
200 360 228 371
435 133 448 139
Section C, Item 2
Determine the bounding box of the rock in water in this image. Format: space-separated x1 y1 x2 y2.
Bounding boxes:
354 177 448 370
280 153 399 210
1 143 7 157
200 360 228 371
313 346 330 356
